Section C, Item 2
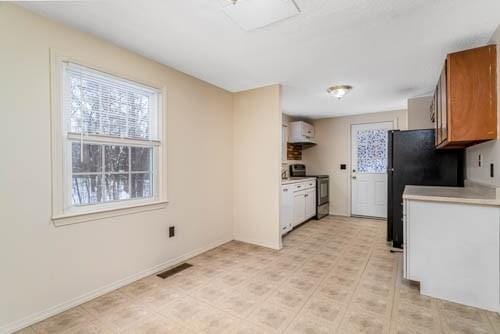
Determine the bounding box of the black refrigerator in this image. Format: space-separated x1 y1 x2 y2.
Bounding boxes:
387 129 464 248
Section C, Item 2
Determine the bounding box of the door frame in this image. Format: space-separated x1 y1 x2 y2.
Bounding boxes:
349 119 398 217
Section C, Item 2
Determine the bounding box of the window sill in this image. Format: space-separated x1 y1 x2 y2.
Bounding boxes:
52 200 169 227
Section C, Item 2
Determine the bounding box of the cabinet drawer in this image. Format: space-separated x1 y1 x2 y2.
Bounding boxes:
292 182 307 191
292 181 315 192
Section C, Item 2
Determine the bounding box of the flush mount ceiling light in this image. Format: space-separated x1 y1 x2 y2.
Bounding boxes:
327 85 353 99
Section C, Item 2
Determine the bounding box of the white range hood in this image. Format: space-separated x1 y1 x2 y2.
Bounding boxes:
288 121 316 145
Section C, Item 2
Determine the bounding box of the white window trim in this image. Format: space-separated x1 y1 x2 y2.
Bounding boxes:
50 49 168 226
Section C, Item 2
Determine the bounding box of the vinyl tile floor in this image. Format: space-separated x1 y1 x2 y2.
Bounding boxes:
16 216 500 333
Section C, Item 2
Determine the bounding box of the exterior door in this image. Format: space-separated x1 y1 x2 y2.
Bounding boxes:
351 122 393 218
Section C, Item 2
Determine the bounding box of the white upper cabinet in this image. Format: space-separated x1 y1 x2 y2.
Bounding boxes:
288 121 315 144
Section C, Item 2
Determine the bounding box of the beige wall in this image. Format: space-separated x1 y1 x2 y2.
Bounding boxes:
233 85 282 249
408 96 433 130
0 5 235 331
302 110 408 216
465 25 500 186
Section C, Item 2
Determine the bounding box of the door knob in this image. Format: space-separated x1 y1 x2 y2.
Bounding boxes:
352 176 357 179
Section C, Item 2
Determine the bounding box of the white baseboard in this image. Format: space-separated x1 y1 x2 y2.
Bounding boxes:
233 236 281 250
1 237 233 334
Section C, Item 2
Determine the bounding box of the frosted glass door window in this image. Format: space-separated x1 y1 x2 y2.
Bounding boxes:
356 129 388 174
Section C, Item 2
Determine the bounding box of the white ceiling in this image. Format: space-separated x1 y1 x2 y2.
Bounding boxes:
20 0 500 118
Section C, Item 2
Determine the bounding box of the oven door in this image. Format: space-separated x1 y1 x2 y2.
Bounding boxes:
317 177 329 205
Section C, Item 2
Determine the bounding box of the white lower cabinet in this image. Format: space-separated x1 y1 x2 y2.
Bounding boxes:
305 188 316 219
281 180 316 235
280 184 293 235
403 198 500 312
292 192 306 226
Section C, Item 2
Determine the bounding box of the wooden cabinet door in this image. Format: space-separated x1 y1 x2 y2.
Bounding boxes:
448 45 497 142
292 191 306 226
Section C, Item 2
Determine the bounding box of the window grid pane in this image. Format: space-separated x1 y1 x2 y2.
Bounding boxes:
131 147 152 172
72 143 102 173
72 175 102 205
131 173 152 199
104 145 129 172
71 141 153 206
103 174 130 202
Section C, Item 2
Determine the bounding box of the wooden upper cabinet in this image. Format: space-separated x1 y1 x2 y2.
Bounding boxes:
435 45 497 149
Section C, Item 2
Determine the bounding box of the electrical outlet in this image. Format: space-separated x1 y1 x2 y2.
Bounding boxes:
169 226 175 238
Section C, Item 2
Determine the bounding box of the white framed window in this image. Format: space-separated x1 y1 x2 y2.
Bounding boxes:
51 52 167 225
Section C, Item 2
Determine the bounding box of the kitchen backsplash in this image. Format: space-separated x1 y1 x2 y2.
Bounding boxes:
287 143 302 160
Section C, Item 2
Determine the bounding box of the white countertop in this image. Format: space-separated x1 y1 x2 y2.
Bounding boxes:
281 177 316 185
403 183 500 206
